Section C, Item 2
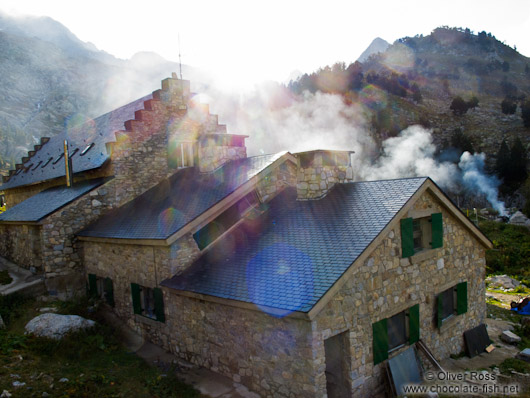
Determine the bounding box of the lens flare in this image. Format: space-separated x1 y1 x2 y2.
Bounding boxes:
157 207 182 236
359 84 388 110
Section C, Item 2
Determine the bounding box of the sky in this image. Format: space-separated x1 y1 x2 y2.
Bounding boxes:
1 0 530 89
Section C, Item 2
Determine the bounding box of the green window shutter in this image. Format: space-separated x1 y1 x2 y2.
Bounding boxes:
104 277 115 307
431 213 443 249
400 218 414 258
88 273 98 298
457 282 468 315
408 304 420 344
153 288 165 323
436 294 444 328
131 283 142 315
372 318 388 365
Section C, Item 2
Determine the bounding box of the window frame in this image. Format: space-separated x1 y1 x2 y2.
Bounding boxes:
436 281 467 328
130 283 165 322
401 212 443 258
87 273 114 307
372 304 420 365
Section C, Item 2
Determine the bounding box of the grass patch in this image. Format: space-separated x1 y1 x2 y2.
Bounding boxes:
0 270 12 285
499 358 530 375
480 220 530 279
486 303 522 323
486 296 503 306
0 294 201 398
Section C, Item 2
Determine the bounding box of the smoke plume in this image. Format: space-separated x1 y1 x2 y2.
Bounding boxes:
200 83 507 214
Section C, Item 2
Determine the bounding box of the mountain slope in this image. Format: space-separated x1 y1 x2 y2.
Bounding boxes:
0 13 207 173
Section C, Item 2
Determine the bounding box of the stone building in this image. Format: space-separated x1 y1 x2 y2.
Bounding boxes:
0 75 246 296
0 75 492 397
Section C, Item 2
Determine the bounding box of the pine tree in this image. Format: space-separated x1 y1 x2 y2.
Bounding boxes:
510 137 528 185
522 100 530 128
495 139 511 181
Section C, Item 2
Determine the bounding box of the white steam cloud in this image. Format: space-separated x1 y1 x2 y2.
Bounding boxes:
459 152 506 216
361 126 506 215
199 83 506 215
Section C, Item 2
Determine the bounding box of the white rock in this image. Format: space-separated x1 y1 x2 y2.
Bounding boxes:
0 390 12 398
11 381 25 388
25 313 95 340
501 330 522 344
59 378 69 383
509 211 529 225
486 275 521 290
517 348 530 362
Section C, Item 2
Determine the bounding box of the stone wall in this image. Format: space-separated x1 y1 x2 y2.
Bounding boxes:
82 234 200 336
163 292 316 398
312 189 487 397
256 160 297 202
296 151 355 200
0 224 42 270
198 145 247 173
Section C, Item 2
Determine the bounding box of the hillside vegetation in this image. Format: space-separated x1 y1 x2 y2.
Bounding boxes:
288 27 530 208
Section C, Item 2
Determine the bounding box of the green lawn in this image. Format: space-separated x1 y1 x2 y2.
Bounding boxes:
0 294 200 398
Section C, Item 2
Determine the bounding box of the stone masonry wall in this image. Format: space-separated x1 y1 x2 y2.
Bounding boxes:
198 145 247 173
82 234 200 343
164 292 316 398
0 224 42 270
256 160 297 202
312 189 486 397
296 152 355 200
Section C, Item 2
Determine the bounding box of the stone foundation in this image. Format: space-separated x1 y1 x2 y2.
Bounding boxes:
0 224 42 271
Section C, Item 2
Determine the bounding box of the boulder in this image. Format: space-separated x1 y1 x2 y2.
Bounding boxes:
517 348 530 362
486 275 522 290
25 313 95 340
500 330 522 344
509 211 530 227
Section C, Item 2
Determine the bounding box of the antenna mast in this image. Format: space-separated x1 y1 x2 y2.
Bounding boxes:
178 33 183 80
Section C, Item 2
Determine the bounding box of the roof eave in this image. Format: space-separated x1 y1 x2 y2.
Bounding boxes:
161 287 311 321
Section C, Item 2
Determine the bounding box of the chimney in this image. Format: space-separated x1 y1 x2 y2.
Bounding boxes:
64 140 73 187
295 150 355 200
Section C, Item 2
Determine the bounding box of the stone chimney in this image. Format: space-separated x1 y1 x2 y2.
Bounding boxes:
295 150 355 200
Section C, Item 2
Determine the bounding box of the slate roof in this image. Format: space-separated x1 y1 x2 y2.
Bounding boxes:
162 177 427 314
0 178 106 222
77 153 287 240
0 94 152 191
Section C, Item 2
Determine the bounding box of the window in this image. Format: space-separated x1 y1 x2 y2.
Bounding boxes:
372 304 420 365
436 282 467 328
87 273 115 307
401 213 443 258
131 283 165 322
388 311 407 351
169 142 195 168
